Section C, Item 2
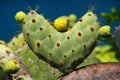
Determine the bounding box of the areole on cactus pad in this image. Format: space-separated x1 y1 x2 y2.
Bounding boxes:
22 10 100 73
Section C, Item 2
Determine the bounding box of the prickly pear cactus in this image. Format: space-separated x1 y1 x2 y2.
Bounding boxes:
0 44 33 80
22 10 100 73
16 46 61 80
7 33 26 51
8 33 61 80
0 44 19 73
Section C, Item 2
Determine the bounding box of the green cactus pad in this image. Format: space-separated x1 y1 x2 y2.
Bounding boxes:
16 46 61 80
22 10 100 73
8 33 61 80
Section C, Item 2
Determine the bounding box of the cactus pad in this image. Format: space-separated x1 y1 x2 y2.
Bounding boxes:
8 33 61 80
22 10 100 73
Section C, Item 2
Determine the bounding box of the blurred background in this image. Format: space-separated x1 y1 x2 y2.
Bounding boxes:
0 0 120 42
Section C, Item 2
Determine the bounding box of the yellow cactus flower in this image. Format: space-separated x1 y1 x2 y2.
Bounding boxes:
5 60 20 74
99 25 111 38
54 17 68 32
15 11 26 23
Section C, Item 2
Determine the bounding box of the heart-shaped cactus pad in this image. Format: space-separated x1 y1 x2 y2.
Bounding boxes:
22 10 100 73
